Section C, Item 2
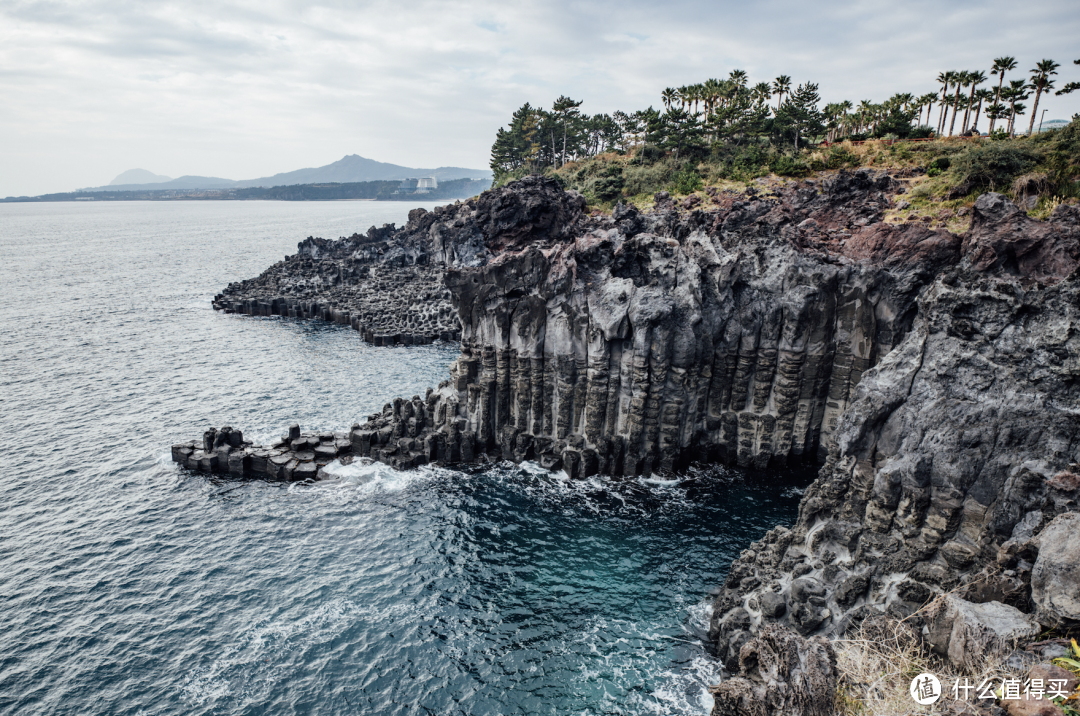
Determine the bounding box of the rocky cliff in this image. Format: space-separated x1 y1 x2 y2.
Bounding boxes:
258 173 969 476
708 192 1080 670
188 174 1080 696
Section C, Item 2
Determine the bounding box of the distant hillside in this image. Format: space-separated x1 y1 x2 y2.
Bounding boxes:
3 177 490 203
82 155 491 193
234 155 491 188
110 169 172 185
102 176 238 192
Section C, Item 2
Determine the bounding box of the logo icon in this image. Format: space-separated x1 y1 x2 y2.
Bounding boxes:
910 673 942 705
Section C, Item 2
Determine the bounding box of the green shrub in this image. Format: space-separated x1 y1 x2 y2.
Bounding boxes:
671 169 703 194
622 158 678 196
827 145 860 169
950 142 1038 191
771 154 810 177
587 166 626 203
929 156 951 171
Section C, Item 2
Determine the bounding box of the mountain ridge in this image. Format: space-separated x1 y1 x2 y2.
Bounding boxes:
87 154 490 193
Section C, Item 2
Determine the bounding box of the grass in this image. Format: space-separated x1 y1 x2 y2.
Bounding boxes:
512 119 1080 222
833 592 1080 716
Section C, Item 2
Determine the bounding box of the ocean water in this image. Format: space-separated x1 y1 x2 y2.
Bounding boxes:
0 200 812 716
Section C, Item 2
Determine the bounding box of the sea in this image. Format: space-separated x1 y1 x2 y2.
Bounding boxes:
0 200 812 716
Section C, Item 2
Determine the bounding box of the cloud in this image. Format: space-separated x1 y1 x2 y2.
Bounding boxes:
1 0 1079 196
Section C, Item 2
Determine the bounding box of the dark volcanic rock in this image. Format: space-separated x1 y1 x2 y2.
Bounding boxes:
187 175 1080 688
709 246 1080 661
709 623 837 716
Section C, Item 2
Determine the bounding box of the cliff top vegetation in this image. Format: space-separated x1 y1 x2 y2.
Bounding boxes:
489 59 1080 230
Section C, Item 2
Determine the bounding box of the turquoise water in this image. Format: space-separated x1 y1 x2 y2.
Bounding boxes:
0 200 810 715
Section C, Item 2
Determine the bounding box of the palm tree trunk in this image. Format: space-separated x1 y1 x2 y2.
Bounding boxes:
1027 87 1044 136
962 85 976 133
937 88 948 134
972 99 983 134
989 74 1004 134
949 86 963 135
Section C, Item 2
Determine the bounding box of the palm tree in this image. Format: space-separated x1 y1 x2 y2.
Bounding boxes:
986 102 1007 133
989 56 1017 134
1011 102 1027 137
661 88 677 110
961 70 986 133
1026 59 1060 135
970 88 994 134
728 69 748 88
1003 79 1029 136
856 99 873 134
920 92 939 127
936 71 955 134
772 75 791 110
948 71 970 136
677 86 689 110
750 82 772 108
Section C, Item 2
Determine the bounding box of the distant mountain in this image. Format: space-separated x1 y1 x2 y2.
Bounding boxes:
83 155 490 193
110 168 172 185
101 176 238 192
234 155 491 188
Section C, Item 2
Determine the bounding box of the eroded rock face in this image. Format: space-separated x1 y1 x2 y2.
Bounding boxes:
709 623 837 716
708 265 1080 666
192 177 1080 671
925 595 1040 672
347 172 969 474
212 177 590 346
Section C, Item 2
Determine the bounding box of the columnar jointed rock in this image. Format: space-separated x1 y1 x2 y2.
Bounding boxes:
709 195 1080 669
209 177 1080 482
171 426 353 481
345 172 973 475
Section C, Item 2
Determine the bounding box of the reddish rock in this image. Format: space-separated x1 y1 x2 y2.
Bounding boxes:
963 193 1080 283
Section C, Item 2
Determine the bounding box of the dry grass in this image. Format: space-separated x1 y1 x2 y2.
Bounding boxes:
833 593 1029 716
1011 172 1050 204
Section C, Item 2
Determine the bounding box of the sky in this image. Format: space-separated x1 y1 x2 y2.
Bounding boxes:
2 0 1079 197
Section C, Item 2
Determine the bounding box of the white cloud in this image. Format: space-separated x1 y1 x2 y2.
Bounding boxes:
1 0 1078 196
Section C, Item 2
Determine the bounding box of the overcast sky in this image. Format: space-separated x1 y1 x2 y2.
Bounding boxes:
2 0 1079 197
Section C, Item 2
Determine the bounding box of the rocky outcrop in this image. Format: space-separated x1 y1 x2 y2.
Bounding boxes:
1030 512 1080 630
184 177 1080 697
925 595 1041 672
708 197 1080 669
172 424 354 481
343 172 970 475
213 177 589 345
709 624 837 716
205 172 970 474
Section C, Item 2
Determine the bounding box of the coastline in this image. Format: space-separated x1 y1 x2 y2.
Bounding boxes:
174 173 1080 713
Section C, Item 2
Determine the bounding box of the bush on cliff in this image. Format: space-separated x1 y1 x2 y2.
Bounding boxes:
949 142 1040 193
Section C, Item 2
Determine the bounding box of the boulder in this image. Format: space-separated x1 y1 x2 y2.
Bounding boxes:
1030 513 1080 629
710 624 836 716
926 595 1040 672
